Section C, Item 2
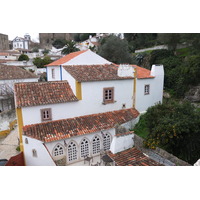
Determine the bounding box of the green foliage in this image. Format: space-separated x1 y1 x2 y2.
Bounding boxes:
33 56 52 68
42 48 50 55
32 47 39 53
61 40 79 55
16 146 20 151
98 35 133 64
143 101 200 164
73 33 96 42
18 54 29 61
52 39 67 49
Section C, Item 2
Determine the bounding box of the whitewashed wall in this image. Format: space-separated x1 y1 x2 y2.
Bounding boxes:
46 66 61 81
23 136 56 166
0 78 38 90
22 79 134 126
45 128 115 166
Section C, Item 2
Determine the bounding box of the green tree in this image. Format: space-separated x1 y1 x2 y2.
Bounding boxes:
33 56 52 68
158 33 181 51
98 35 133 64
52 39 67 49
18 54 29 61
143 101 200 164
61 40 79 55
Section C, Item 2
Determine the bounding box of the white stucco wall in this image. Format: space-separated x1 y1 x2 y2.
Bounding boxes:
0 78 38 90
45 128 115 166
110 133 134 154
23 136 56 166
46 66 61 81
21 79 134 126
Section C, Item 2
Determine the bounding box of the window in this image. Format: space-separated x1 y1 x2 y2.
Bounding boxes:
53 144 64 156
103 133 111 151
40 108 52 121
92 135 100 154
103 87 114 104
68 141 77 162
52 68 55 79
32 149 37 157
25 138 28 144
144 85 150 95
80 138 89 158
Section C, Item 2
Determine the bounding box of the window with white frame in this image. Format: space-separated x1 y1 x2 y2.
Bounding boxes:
103 133 111 151
68 141 77 162
144 84 150 95
92 135 100 154
80 138 89 158
52 68 55 79
53 144 64 156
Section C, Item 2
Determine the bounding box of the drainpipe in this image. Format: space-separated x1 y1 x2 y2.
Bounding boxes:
133 67 137 108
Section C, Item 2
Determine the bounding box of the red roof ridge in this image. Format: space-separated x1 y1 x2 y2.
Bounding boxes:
46 50 88 66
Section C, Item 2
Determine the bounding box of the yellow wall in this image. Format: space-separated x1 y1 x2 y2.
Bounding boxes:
16 108 24 152
76 81 82 100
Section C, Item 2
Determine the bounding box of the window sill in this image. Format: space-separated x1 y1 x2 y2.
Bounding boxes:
102 100 117 105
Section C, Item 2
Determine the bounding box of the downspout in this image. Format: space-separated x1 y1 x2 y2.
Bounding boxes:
133 67 137 108
60 65 62 81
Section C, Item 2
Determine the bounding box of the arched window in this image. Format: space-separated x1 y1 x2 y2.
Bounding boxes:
80 138 89 158
103 133 111 151
68 141 77 162
53 144 64 156
92 135 100 154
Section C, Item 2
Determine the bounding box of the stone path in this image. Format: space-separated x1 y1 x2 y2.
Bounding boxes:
0 126 19 160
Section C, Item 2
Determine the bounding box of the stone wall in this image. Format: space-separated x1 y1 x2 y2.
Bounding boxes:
0 33 9 50
133 133 191 166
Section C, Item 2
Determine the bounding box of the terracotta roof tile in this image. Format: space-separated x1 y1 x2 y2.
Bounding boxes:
5 152 25 166
23 108 139 142
133 65 154 79
63 64 134 82
107 147 162 166
15 81 78 108
46 50 88 66
0 64 38 80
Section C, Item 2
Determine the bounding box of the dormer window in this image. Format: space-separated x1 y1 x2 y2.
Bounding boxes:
103 87 114 104
40 108 52 121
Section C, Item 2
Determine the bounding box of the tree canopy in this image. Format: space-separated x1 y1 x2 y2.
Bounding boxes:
97 35 133 64
61 40 79 55
33 56 52 68
18 54 29 61
140 101 200 164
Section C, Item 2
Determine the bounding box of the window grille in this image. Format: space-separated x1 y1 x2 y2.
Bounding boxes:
80 138 89 158
68 141 77 162
103 133 111 151
54 144 64 156
92 135 100 154
144 85 150 95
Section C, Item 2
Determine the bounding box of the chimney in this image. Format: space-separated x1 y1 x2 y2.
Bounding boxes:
117 64 135 77
151 64 164 77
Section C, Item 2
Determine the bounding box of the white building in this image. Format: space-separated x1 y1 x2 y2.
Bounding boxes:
14 50 164 166
12 34 31 50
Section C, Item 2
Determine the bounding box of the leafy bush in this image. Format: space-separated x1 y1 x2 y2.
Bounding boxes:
143 101 200 164
18 54 29 61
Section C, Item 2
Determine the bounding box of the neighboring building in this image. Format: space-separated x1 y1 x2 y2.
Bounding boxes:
12 34 31 50
14 50 164 166
0 34 9 50
0 65 38 111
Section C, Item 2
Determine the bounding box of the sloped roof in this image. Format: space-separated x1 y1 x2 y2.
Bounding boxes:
15 81 78 108
133 65 154 79
107 147 162 166
46 50 88 66
23 108 139 142
5 152 25 166
0 64 38 80
63 64 134 82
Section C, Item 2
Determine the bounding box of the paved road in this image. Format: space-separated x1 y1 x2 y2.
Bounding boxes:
0 126 19 160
